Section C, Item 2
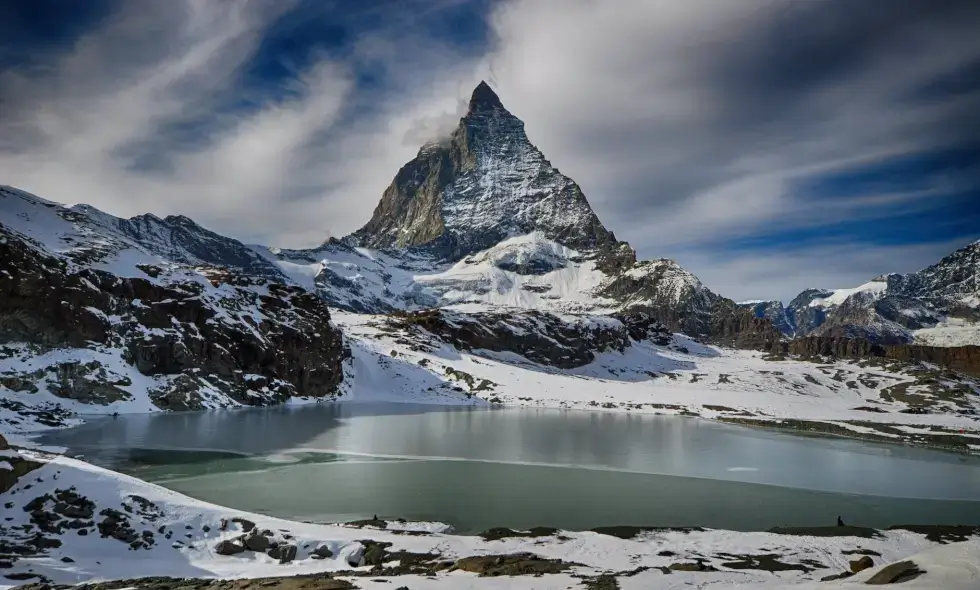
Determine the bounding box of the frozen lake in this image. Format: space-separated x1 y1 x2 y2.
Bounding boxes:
38 402 980 533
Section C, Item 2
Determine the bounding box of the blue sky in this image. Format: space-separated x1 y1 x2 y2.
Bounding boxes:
1 0 978 301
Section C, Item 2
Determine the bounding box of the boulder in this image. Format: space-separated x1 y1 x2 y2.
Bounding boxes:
268 543 297 564
312 544 334 559
243 531 270 552
850 555 874 573
865 560 926 584
230 517 255 533
214 539 245 555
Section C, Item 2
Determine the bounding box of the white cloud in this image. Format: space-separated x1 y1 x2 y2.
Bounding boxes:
679 238 972 303
477 0 980 256
1 0 977 297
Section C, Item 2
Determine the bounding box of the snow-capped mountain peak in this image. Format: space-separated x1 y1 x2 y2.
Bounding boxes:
349 81 618 262
468 79 505 113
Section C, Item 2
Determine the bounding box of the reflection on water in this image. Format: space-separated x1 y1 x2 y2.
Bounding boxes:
39 403 980 532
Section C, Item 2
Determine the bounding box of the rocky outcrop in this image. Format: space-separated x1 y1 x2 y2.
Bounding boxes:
785 289 832 335
710 304 786 351
784 336 980 376
0 434 43 494
601 259 721 336
613 311 672 345
0 224 347 411
738 300 796 336
388 308 634 368
885 343 980 376
786 336 886 359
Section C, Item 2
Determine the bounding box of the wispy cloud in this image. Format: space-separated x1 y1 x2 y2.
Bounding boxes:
480 0 980 257
0 0 485 245
0 0 977 299
678 238 974 303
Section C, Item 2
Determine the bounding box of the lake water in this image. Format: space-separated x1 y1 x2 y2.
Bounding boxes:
38 403 980 534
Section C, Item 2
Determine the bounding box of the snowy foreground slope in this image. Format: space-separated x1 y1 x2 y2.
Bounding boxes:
2 449 979 589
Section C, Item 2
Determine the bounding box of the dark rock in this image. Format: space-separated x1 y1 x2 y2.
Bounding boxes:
450 552 576 576
479 527 559 541
312 545 334 558
231 517 256 533
0 215 347 413
850 555 874 573
268 543 297 564
886 524 980 543
214 539 246 555
388 308 630 369
821 571 855 581
349 82 619 262
668 561 717 572
784 337 980 377
243 531 270 552
591 526 703 539
865 560 926 584
0 435 44 494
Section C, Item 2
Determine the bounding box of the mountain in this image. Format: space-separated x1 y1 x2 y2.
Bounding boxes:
784 241 980 346
0 185 347 417
2 83 979 452
349 81 623 263
738 300 796 337
257 82 772 344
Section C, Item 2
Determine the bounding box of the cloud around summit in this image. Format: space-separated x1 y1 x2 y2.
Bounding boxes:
0 0 978 301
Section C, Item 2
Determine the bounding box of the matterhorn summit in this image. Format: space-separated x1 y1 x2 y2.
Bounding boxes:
349 81 620 262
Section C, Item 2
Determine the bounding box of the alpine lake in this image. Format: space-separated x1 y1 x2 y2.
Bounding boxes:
37 402 980 534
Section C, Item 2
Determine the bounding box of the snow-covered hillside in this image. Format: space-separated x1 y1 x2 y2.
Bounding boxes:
250 233 620 314
335 311 980 452
0 185 347 436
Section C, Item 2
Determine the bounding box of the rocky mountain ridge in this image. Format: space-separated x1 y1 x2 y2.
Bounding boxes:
253 83 770 347
0 186 348 426
742 241 980 346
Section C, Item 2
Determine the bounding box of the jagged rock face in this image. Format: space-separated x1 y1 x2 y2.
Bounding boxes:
784 336 980 377
599 259 721 336
109 213 284 281
350 82 621 262
0 186 285 282
887 241 980 301
783 241 980 346
0 224 347 411
739 300 796 336
613 311 673 345
711 304 786 351
387 308 635 369
786 289 832 335
811 291 913 345
256 84 774 346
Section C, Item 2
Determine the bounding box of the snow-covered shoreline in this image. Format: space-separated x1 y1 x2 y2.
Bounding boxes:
2 449 979 589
